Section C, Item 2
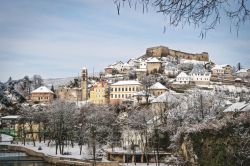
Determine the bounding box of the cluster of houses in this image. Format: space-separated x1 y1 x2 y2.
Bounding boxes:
27 46 250 107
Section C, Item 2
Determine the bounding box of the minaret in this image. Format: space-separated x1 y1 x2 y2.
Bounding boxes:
81 67 88 101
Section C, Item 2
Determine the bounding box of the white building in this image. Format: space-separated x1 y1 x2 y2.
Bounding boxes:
175 72 190 84
110 61 124 73
110 80 142 104
211 65 224 76
189 64 211 85
236 69 248 78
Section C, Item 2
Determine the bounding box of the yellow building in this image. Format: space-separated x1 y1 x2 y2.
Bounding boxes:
31 86 54 102
1 115 42 141
90 81 109 104
110 80 142 105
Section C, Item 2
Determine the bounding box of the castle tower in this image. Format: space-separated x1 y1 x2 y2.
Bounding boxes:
81 67 88 101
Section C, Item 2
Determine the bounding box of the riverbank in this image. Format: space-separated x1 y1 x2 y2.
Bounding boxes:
0 134 119 166
0 144 119 166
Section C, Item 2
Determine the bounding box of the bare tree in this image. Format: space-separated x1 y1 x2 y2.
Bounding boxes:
81 104 120 165
127 108 154 165
114 0 250 37
47 100 78 155
32 75 44 89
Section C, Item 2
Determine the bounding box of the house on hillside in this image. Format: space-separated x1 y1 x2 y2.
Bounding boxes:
148 82 168 96
146 57 162 74
211 64 232 76
223 101 250 117
189 64 211 85
236 69 248 78
31 86 54 102
151 91 180 114
175 72 190 84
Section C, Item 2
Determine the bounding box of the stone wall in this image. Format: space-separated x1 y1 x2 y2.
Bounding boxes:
1 145 119 166
57 87 82 101
146 46 209 61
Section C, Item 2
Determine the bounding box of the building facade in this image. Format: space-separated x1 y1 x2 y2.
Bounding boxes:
146 58 162 74
176 72 190 84
189 65 211 85
148 82 168 96
57 87 82 101
31 86 54 102
90 81 109 104
110 80 142 104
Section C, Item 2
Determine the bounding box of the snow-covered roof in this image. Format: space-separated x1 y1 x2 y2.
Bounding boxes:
180 59 208 65
147 57 161 63
212 65 223 70
105 65 114 69
236 69 247 73
31 86 54 94
112 61 124 66
212 64 230 70
1 115 20 120
165 62 177 69
177 72 189 78
151 91 179 103
223 101 250 113
123 63 131 67
190 64 209 75
149 82 167 90
111 80 141 86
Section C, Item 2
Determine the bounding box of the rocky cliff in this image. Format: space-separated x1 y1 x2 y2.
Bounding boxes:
180 122 250 166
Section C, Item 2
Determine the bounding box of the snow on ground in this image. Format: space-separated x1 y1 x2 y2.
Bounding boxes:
0 134 13 142
0 134 97 160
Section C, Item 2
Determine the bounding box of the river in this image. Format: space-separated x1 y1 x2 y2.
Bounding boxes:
0 151 55 166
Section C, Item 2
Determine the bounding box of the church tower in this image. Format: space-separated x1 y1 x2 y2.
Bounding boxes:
81 67 88 101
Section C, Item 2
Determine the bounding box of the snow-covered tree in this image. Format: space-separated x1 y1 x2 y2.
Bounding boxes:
47 100 78 155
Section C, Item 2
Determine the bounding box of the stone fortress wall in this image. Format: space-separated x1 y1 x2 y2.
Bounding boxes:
146 46 209 61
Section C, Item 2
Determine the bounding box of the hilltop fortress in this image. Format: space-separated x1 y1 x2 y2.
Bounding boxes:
146 46 209 61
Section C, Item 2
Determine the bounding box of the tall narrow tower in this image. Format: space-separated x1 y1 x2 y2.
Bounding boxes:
81 67 88 101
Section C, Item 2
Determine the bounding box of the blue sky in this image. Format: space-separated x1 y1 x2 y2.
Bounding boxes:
0 0 250 82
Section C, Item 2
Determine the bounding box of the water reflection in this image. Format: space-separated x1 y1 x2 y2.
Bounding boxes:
0 151 54 166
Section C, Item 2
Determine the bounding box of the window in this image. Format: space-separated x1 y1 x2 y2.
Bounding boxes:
129 87 131 91
111 94 113 98
118 94 120 98
132 87 135 91
118 88 120 91
122 94 124 98
122 88 124 91
125 88 127 91
115 88 117 92
115 94 117 98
